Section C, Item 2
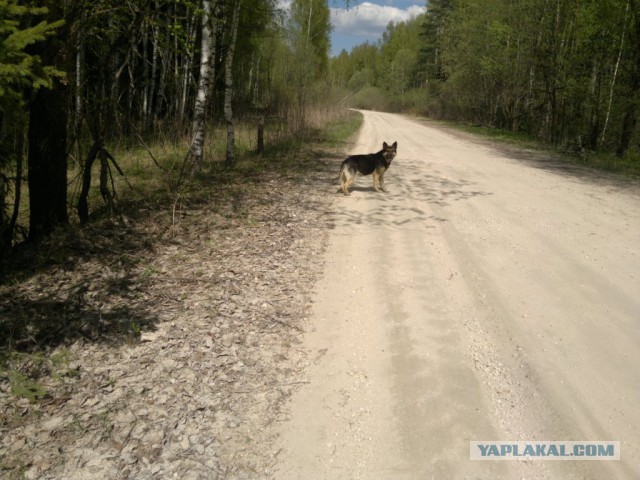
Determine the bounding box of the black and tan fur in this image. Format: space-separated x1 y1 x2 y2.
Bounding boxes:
338 141 397 195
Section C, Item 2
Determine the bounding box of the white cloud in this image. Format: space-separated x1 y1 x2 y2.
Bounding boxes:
331 2 426 39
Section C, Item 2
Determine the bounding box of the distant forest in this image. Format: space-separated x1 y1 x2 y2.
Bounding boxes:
332 0 640 158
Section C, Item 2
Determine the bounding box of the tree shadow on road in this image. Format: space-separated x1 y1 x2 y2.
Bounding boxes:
330 159 492 229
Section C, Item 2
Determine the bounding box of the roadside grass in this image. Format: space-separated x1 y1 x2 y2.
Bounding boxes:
429 120 640 179
451 123 543 149
82 110 362 217
0 108 362 405
571 149 640 177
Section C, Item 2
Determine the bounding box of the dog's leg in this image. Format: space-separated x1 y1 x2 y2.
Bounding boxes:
339 165 349 195
379 171 387 192
373 171 380 192
341 170 353 195
341 178 349 196
345 172 356 195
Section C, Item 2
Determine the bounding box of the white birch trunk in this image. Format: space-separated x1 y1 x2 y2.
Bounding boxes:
146 19 159 131
225 0 241 165
190 0 216 168
179 12 196 123
602 1 629 145
142 22 149 128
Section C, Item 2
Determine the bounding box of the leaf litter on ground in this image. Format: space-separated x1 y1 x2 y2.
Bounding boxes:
0 139 347 479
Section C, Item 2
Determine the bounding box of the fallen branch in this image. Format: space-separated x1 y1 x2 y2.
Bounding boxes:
136 134 168 173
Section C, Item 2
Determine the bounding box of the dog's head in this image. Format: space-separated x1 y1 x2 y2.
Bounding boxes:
382 142 398 162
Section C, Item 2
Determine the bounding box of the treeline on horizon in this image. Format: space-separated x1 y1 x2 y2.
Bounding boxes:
330 0 640 159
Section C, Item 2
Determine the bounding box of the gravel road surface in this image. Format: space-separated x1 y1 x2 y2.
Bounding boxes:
274 110 640 479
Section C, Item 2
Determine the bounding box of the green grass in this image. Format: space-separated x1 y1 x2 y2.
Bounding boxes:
454 123 543 148
321 110 363 148
8 109 362 234
103 109 362 203
229 109 362 177
431 120 640 179
579 149 640 177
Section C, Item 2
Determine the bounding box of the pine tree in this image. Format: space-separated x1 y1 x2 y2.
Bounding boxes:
25 1 68 242
418 0 454 83
0 0 64 251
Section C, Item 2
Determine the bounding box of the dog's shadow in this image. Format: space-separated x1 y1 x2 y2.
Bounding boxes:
337 185 386 195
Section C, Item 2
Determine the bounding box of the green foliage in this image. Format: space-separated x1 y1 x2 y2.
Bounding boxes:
289 0 332 76
328 13 427 112
416 0 453 84
49 348 79 379
0 0 64 97
321 108 363 146
347 68 373 91
7 370 47 403
0 0 64 140
330 0 640 158
353 86 390 111
1 348 78 403
0 0 65 253
255 0 335 131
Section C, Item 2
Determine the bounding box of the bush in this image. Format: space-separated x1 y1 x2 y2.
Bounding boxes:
352 86 390 111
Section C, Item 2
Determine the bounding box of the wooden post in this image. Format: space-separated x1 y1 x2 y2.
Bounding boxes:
257 115 265 154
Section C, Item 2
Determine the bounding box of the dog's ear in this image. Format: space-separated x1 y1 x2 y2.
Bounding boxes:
383 142 389 149
392 142 397 149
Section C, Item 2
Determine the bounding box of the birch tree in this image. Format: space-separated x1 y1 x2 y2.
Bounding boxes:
225 0 241 166
186 0 217 174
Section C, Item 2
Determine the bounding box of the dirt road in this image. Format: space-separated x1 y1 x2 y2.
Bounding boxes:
273 110 640 479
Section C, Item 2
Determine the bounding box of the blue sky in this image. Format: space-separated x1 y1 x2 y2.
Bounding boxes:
330 0 426 56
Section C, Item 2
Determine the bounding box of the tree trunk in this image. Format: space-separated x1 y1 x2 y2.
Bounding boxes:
189 0 216 170
153 45 168 125
7 133 25 246
77 141 102 224
146 19 159 132
28 83 69 241
142 22 150 130
0 165 7 254
74 19 84 141
257 116 265 154
602 1 629 147
618 0 640 158
178 11 196 124
225 0 241 166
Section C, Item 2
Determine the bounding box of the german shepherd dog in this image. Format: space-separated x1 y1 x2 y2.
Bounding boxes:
338 141 397 195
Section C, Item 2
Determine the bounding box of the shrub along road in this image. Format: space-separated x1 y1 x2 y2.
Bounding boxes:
274 110 640 479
